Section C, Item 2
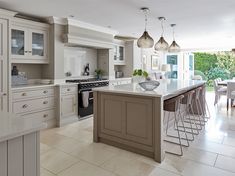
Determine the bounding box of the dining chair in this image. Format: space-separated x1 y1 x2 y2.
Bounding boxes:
227 82 235 110
213 79 227 105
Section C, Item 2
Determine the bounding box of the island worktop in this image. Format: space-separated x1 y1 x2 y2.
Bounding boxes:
0 111 46 176
93 79 206 163
94 79 205 99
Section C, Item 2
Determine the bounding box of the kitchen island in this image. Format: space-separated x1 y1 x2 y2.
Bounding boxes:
0 111 46 176
93 79 206 163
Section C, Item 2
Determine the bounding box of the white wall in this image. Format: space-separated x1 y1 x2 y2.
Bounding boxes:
64 47 98 77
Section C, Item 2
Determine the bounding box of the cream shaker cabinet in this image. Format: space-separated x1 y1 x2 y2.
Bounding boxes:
12 86 56 128
11 21 49 64
56 84 78 126
0 18 8 111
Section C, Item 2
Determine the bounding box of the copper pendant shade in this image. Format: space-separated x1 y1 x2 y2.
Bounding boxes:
137 7 154 48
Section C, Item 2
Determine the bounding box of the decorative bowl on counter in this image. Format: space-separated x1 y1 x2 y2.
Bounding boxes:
139 80 160 91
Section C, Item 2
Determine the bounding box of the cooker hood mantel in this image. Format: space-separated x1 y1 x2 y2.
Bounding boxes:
57 18 119 49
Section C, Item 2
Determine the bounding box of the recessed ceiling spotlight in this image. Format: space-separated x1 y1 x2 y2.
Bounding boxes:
69 15 75 18
107 25 112 28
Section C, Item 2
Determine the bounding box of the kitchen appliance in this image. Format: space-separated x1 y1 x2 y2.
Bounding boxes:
115 71 123 78
66 78 109 119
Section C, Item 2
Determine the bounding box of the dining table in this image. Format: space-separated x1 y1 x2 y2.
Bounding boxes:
217 80 235 86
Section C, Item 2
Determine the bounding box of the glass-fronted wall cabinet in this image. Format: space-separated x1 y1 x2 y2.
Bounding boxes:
114 44 125 65
11 22 49 64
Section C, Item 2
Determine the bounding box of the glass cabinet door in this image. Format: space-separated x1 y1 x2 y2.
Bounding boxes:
119 46 124 61
11 29 26 56
32 32 45 57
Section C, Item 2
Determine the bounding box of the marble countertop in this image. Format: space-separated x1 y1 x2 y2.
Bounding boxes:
94 79 206 99
0 111 46 142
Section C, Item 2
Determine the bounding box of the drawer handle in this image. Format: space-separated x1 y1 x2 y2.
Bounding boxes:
22 93 27 96
43 101 48 104
43 90 48 94
43 114 48 118
67 88 71 91
22 104 28 109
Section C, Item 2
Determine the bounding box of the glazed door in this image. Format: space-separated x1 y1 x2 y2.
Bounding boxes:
166 54 179 79
11 26 28 59
0 19 8 111
29 29 48 61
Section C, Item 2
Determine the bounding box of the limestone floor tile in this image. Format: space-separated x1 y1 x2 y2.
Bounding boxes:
149 167 181 176
178 147 218 166
181 160 235 176
191 140 235 158
40 133 71 147
215 155 235 173
223 137 235 147
41 148 78 174
40 143 52 154
101 155 155 176
53 137 85 153
71 142 118 166
40 167 55 176
56 128 93 143
58 160 116 176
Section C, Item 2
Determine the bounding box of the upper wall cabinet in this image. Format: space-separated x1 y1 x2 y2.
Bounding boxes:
114 44 125 65
11 20 49 64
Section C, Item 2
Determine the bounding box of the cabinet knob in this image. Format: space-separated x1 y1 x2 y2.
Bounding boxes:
28 51 32 53
67 88 71 91
22 93 27 96
43 90 48 94
0 92 7 97
22 104 28 109
24 51 28 53
43 101 48 104
43 114 48 118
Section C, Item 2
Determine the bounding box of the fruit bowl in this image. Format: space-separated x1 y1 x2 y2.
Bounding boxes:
138 81 160 91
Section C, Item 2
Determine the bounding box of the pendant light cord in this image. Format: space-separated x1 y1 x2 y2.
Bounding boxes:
144 12 147 31
161 19 164 37
173 27 175 41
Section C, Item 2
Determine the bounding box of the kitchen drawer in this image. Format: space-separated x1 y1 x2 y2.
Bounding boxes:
13 87 54 100
13 97 55 114
21 109 55 123
61 86 77 94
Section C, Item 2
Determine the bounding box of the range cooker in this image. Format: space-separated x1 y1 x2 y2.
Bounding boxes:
66 78 109 119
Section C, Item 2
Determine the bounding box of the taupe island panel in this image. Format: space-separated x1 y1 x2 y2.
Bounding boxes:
93 80 205 162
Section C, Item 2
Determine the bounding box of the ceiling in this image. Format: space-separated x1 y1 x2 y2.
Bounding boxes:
1 0 235 50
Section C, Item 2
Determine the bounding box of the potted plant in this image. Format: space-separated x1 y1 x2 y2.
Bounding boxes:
95 69 104 79
132 69 149 83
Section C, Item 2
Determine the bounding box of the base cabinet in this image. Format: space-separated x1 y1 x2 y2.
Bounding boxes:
100 93 153 146
57 84 78 126
12 86 56 128
0 132 40 176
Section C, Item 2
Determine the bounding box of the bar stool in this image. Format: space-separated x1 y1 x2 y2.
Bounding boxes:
178 90 200 140
193 87 207 127
201 85 211 119
164 95 189 156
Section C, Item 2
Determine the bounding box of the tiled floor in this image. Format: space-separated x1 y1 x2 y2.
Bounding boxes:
40 92 235 176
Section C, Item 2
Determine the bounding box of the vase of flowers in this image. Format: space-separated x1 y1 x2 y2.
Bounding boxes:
95 69 104 80
132 69 149 83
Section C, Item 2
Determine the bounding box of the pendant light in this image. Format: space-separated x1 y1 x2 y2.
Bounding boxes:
168 24 181 53
137 7 154 48
154 17 169 51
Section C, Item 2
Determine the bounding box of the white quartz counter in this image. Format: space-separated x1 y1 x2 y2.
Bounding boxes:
0 111 46 142
94 79 206 99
